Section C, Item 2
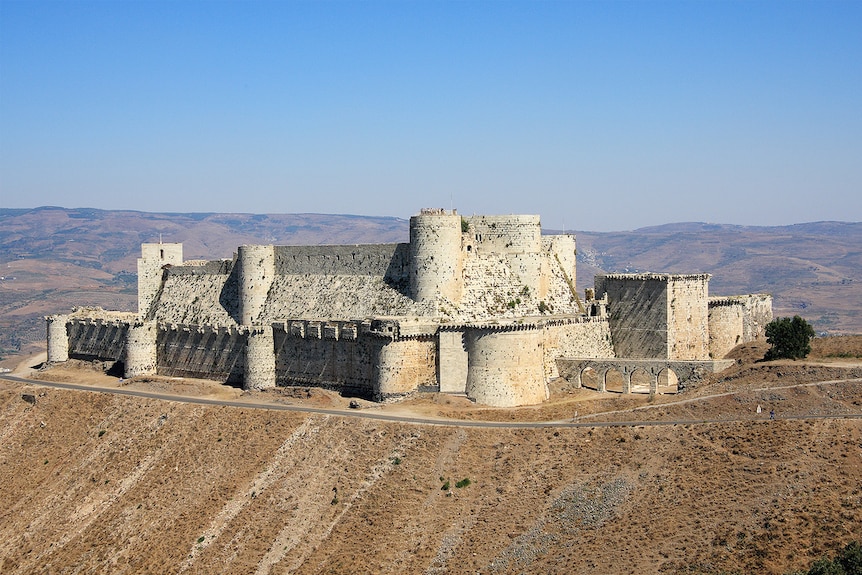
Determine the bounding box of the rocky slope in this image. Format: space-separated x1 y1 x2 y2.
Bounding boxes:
1 339 861 574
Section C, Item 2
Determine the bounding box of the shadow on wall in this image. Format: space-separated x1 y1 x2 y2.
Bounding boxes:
384 243 411 296
219 263 242 325
157 329 246 384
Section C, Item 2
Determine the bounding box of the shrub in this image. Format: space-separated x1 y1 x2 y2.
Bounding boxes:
764 316 815 360
455 478 471 488
795 541 862 575
838 541 862 574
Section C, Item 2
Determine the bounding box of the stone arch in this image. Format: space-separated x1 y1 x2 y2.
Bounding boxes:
604 367 624 393
630 368 653 394
580 366 599 390
657 367 679 394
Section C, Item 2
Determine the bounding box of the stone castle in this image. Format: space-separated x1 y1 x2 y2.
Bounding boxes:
46 209 772 407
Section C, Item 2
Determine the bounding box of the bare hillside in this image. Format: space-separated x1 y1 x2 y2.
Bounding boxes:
2 340 861 574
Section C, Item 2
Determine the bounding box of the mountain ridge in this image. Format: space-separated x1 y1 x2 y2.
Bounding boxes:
1 207 859 359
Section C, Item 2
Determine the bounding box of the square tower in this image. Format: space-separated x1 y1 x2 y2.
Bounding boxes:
595 273 711 360
137 243 183 317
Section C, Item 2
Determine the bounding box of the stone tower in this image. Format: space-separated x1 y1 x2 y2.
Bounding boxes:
238 244 275 325
408 209 464 304
137 242 183 318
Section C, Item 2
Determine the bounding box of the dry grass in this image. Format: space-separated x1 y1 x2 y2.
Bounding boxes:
1 338 861 574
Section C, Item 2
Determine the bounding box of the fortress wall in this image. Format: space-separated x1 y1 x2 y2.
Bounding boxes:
67 320 129 362
542 318 615 380
742 293 773 340
261 275 429 322
595 275 669 359
464 328 546 407
708 299 745 359
466 216 543 299
543 235 577 300
467 215 542 254
708 293 773 358
376 337 437 399
156 325 246 383
667 275 710 360
273 244 409 280
409 213 464 302
273 322 436 400
152 264 238 325
456 250 582 319
273 322 380 398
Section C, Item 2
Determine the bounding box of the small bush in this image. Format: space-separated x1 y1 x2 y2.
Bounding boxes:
98 429 106 437
197 536 205 544
455 478 471 489
441 480 450 491
794 540 862 575
765 316 815 360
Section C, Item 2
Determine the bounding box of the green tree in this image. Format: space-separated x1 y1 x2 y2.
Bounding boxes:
838 541 862 575
764 315 816 360
808 557 845 575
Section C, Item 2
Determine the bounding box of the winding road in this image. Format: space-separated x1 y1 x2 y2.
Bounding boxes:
3 373 862 429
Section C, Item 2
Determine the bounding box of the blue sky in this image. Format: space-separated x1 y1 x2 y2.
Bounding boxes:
1 1 860 231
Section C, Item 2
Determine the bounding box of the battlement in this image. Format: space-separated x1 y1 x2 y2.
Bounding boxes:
598 273 712 282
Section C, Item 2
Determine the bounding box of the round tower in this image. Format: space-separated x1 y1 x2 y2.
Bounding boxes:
46 315 69 363
238 245 276 325
124 321 158 377
244 325 276 390
464 327 547 407
409 210 463 303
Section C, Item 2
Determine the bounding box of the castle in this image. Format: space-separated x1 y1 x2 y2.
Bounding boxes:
45 209 772 407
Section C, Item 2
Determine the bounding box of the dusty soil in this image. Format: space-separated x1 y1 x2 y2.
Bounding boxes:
1 338 861 574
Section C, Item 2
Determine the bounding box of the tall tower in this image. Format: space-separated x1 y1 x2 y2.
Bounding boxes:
238 244 275 325
137 242 183 318
408 209 463 303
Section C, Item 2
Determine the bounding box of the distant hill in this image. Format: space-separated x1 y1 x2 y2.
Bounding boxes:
571 221 862 335
1 208 859 358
